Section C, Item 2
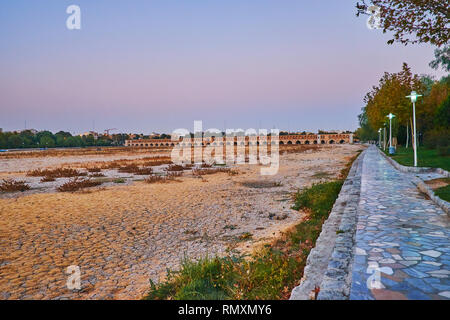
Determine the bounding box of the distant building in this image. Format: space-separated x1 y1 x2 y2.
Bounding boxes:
79 131 99 139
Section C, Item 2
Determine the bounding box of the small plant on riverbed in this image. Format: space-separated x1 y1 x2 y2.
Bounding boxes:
27 168 86 178
118 164 153 175
166 164 184 172
192 168 231 176
40 176 56 182
0 179 31 192
57 178 102 192
89 172 106 178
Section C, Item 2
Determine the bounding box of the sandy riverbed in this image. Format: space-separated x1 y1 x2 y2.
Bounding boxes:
0 144 362 299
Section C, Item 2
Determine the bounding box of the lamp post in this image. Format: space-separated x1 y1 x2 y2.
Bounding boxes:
386 113 395 154
378 128 382 148
406 91 422 167
383 125 386 151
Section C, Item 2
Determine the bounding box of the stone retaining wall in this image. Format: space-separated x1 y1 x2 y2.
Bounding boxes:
290 149 365 300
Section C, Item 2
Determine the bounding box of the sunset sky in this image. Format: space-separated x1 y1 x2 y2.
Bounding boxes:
0 1 446 134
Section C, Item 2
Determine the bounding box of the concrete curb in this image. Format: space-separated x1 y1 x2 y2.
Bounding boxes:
379 148 449 177
413 178 450 216
289 149 365 300
377 148 450 216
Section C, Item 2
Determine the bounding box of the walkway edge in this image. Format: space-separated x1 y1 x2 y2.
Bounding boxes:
289 148 366 300
377 148 450 216
379 148 449 177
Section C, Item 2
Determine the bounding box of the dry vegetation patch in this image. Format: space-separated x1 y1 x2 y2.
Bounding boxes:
27 168 86 178
192 168 231 176
118 164 153 175
0 179 31 192
57 178 103 192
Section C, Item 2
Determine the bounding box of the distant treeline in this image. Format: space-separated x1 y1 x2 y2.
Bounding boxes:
0 130 130 149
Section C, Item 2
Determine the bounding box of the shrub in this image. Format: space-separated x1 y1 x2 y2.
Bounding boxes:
57 178 102 192
27 168 85 178
0 179 31 192
192 168 230 176
166 165 184 172
144 176 168 184
89 173 106 178
201 163 213 168
118 164 153 175
40 176 56 182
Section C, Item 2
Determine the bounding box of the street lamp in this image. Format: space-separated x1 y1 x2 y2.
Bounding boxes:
386 113 395 154
378 128 382 148
406 91 422 167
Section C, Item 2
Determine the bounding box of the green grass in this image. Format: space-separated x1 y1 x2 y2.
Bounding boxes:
385 146 450 171
435 185 450 202
144 152 360 300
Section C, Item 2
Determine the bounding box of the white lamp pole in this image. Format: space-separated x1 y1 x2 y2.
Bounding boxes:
378 128 381 147
386 113 395 149
406 91 422 167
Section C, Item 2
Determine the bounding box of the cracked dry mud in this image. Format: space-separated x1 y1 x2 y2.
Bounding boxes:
0 145 360 299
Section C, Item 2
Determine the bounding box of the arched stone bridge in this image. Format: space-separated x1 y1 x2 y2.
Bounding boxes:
125 133 353 147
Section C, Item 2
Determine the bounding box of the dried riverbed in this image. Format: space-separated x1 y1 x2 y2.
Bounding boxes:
0 145 361 299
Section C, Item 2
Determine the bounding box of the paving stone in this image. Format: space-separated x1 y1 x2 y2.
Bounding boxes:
349 146 450 300
420 250 442 258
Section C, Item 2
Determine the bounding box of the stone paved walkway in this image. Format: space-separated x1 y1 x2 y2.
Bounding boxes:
350 146 450 300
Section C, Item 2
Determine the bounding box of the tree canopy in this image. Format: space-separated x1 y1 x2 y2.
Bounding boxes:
356 0 449 47
357 63 449 146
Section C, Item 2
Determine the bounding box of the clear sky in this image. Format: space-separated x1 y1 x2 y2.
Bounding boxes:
0 1 445 134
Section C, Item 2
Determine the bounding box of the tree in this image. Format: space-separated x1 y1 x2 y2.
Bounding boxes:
434 94 450 128
63 136 79 147
39 135 55 148
429 45 450 72
0 132 8 148
356 1 449 46
356 111 378 142
360 62 449 148
8 135 23 148
363 63 424 130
